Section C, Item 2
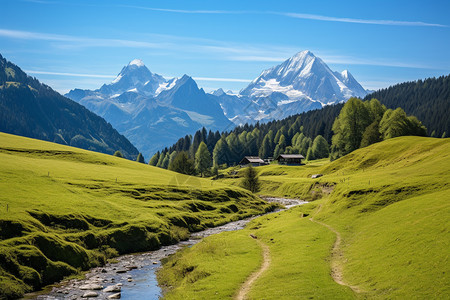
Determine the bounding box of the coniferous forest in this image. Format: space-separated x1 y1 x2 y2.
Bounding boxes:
150 75 448 173
150 99 428 173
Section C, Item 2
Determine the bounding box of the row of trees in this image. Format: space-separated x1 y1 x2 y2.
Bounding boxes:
331 98 427 158
148 98 429 173
149 116 331 173
149 141 215 176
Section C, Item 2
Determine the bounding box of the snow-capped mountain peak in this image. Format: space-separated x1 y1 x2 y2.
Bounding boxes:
239 50 367 104
102 59 166 96
128 59 145 67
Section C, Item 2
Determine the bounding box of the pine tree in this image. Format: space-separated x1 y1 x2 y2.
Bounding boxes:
278 134 286 149
273 144 282 159
168 151 178 168
241 165 260 193
259 135 272 159
306 147 314 161
311 135 329 159
226 133 241 162
169 152 195 175
213 138 230 167
190 130 203 158
156 152 165 168
195 142 212 176
149 151 160 166
136 153 145 163
113 151 123 158
162 155 170 169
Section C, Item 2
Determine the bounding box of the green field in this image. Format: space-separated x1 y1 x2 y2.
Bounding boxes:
0 133 276 299
159 136 450 299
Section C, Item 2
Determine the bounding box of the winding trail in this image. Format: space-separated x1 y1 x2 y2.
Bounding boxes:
235 236 271 300
309 217 361 294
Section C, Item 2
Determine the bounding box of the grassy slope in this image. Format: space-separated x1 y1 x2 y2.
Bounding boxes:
158 204 355 300
159 136 450 299
0 132 276 299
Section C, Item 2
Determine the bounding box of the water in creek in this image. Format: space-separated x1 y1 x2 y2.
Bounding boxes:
32 198 306 300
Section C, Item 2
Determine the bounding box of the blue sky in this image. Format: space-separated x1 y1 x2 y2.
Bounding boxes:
1 0 449 94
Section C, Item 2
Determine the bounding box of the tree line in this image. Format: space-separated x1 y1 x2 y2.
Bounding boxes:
364 74 449 138
148 97 429 174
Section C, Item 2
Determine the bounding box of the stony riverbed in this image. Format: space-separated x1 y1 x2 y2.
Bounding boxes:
29 197 306 299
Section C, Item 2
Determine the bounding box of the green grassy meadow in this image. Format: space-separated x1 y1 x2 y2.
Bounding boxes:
159 136 450 299
0 132 276 299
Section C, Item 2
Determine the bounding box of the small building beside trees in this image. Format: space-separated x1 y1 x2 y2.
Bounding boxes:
276 154 305 165
239 156 265 167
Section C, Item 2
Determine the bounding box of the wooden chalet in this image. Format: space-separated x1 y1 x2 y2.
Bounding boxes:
276 154 305 165
239 156 265 167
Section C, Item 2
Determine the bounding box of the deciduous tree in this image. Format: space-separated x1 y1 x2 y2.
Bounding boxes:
195 142 211 176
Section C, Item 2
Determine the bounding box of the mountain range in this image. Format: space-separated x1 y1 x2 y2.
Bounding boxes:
0 54 139 159
66 60 232 158
66 51 368 157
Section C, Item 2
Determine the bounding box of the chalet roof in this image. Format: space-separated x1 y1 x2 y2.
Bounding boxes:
276 154 305 160
240 156 264 164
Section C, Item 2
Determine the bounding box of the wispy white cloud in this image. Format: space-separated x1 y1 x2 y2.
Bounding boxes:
119 5 243 15
20 0 55 4
2 28 442 70
280 12 447 27
26 69 251 83
318 54 441 69
0 29 167 49
227 56 286 63
118 6 447 28
193 77 251 83
25 70 115 78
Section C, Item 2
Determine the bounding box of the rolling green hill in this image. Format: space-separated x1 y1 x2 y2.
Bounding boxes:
0 132 276 299
0 54 139 159
158 136 450 299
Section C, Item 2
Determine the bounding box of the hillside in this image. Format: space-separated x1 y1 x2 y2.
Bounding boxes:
0 133 275 299
0 54 139 159
158 136 450 299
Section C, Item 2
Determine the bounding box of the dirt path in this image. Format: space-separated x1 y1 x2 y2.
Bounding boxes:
309 217 361 294
235 236 271 300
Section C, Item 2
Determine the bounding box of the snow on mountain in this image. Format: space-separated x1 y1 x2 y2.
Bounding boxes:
66 52 368 155
129 58 145 67
239 50 367 104
102 59 166 97
65 60 231 157
211 50 367 126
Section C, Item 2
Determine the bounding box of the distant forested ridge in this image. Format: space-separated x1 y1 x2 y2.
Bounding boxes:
364 75 450 137
150 103 343 169
0 54 139 159
154 74 450 170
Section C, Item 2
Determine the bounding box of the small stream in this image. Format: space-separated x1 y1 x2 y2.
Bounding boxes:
32 198 306 299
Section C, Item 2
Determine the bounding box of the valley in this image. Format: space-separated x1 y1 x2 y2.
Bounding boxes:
0 133 276 299
158 136 450 299
0 3 449 298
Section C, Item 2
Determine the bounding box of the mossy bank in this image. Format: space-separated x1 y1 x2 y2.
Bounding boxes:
0 133 276 299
